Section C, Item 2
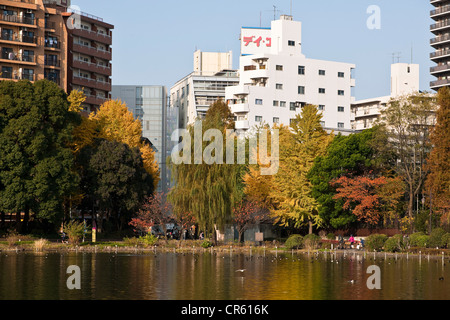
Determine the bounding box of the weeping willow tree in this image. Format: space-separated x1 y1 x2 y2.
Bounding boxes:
168 100 245 241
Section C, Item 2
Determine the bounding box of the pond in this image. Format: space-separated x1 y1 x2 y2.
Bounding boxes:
0 250 448 300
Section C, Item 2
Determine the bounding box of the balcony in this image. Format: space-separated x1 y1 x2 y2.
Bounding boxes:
0 52 36 65
430 77 450 89
431 33 450 46
431 4 450 18
85 94 108 107
430 48 450 59
73 43 112 61
230 103 250 114
72 28 112 46
431 19 450 32
430 63 450 74
0 14 36 27
44 58 60 68
0 72 35 82
73 59 112 76
0 33 37 46
72 76 111 92
235 120 250 130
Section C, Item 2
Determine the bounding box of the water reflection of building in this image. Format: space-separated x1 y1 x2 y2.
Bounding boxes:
111 85 179 193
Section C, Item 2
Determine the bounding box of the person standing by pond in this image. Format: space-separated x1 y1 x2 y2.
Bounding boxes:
349 235 355 248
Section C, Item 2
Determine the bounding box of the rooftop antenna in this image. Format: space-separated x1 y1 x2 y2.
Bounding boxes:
273 5 277 20
391 52 401 64
290 0 293 16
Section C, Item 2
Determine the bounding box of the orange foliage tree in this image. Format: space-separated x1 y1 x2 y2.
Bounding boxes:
332 175 405 227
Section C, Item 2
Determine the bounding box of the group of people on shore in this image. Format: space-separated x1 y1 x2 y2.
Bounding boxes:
337 235 365 250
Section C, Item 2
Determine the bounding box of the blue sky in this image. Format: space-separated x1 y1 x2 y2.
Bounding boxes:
72 0 433 100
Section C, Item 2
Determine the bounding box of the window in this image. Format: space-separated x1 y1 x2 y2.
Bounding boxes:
319 70 326 76
186 84 190 95
273 117 280 123
276 83 283 90
255 116 263 122
338 122 345 129
338 106 345 112
273 100 279 107
338 72 345 78
318 105 325 111
298 66 305 75
280 101 286 108
319 88 326 94
276 65 283 71
298 86 305 95
338 90 345 96
255 99 263 105
290 102 297 111
288 40 295 46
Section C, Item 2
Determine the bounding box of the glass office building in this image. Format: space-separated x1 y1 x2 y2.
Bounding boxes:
111 85 178 193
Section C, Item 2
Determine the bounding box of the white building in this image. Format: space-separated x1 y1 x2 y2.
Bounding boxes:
351 63 420 131
225 15 356 135
171 51 239 128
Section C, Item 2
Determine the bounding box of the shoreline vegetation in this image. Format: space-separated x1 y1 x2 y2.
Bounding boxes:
1 236 449 258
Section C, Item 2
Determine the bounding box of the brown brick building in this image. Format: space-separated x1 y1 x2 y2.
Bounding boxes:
0 0 113 112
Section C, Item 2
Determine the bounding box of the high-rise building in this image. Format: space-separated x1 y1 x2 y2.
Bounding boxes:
430 0 450 91
170 50 239 128
111 85 179 194
0 0 113 112
225 15 356 135
351 63 420 131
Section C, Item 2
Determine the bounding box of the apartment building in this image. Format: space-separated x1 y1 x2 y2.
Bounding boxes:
225 15 356 135
170 50 239 129
0 0 113 112
351 63 420 131
111 85 179 193
430 0 450 90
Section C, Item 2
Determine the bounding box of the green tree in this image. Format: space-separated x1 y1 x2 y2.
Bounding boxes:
308 127 379 229
0 80 80 232
270 105 333 233
375 93 436 226
77 139 154 232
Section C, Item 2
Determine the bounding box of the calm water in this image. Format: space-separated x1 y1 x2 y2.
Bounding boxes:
0 250 448 300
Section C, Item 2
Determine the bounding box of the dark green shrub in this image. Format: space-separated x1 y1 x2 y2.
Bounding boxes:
409 232 425 247
365 234 388 252
303 234 321 250
429 228 447 249
384 234 403 253
285 234 303 250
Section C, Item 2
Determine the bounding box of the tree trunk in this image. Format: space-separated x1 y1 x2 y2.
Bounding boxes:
309 220 313 235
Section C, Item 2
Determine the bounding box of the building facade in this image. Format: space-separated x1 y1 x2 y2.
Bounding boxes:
351 63 420 131
170 50 239 129
430 0 450 91
0 0 113 112
111 85 179 194
225 15 356 135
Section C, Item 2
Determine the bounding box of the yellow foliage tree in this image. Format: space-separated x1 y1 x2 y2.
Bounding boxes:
90 100 160 189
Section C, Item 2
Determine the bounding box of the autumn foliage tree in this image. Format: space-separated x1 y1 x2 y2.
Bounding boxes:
130 192 174 237
90 99 160 190
425 87 450 225
270 105 333 233
233 200 270 243
332 175 405 227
